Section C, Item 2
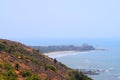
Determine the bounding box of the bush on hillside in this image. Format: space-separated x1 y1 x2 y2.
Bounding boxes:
21 70 32 77
45 65 57 72
26 75 41 80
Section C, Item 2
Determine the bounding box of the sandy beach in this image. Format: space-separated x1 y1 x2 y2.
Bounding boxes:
44 51 78 57
44 49 105 58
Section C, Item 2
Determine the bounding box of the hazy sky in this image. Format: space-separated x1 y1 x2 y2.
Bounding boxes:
0 0 120 40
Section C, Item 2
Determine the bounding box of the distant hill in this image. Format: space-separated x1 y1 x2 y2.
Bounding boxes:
0 39 92 80
31 44 95 53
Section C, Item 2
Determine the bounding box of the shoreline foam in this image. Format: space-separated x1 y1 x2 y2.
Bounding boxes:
44 51 78 57
44 49 105 58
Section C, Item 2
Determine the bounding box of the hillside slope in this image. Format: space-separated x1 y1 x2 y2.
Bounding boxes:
0 39 92 80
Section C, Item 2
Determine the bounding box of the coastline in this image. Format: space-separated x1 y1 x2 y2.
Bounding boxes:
44 51 78 57
44 49 106 58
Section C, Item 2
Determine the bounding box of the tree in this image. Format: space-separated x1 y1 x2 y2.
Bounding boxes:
54 58 57 63
15 63 19 71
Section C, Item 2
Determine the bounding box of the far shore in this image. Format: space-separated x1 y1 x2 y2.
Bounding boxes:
44 49 106 57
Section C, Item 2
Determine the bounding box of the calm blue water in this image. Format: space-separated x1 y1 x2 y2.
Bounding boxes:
55 50 120 80
24 39 120 80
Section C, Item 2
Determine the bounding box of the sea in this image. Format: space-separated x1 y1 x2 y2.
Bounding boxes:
24 38 120 80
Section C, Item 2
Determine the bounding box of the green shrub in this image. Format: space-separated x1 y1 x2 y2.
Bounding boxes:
69 70 92 80
53 58 57 63
10 44 18 50
15 63 20 70
21 70 32 77
29 57 37 63
59 62 67 68
3 63 12 70
0 67 17 80
9 44 22 53
7 76 17 80
0 63 3 68
0 42 6 51
7 70 16 76
14 53 23 59
29 57 42 65
0 42 8 52
45 65 57 72
26 75 41 80
7 70 17 79
0 75 7 80
4 47 9 52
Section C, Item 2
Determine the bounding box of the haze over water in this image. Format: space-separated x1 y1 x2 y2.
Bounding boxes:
43 39 120 80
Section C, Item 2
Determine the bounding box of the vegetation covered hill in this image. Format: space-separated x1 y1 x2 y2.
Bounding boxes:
31 44 95 53
0 39 92 80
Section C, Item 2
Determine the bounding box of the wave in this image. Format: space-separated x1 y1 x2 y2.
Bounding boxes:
114 75 120 79
113 73 120 79
49 53 80 58
77 67 114 74
117 76 120 79
46 52 81 58
45 51 93 58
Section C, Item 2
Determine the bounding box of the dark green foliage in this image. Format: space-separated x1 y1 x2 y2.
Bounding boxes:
7 69 17 77
0 75 6 80
3 63 12 70
74 71 82 80
0 69 17 80
0 42 6 51
7 71 17 80
21 70 32 77
0 42 8 52
36 49 39 52
69 70 92 80
8 48 12 53
15 63 19 70
32 49 39 54
59 62 67 68
7 76 17 80
21 69 41 80
54 58 57 63
0 63 3 68
0 63 17 79
13 53 24 59
9 44 18 53
0 41 23 53
10 44 18 50
29 57 36 63
26 75 41 80
45 65 57 72
29 56 42 65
